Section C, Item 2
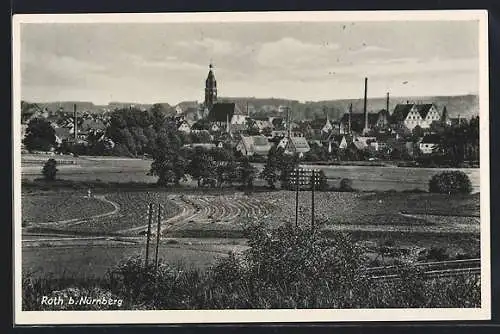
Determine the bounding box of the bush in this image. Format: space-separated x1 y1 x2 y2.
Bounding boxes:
339 178 355 192
42 159 58 181
428 171 472 194
22 223 481 310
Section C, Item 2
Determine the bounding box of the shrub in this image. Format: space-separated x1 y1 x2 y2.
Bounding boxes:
426 247 450 261
428 171 472 194
339 178 355 192
42 159 58 181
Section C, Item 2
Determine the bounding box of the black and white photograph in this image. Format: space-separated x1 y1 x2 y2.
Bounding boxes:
12 10 490 324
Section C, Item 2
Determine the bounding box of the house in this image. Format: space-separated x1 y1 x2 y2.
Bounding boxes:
236 135 272 156
419 134 441 154
210 123 221 132
231 114 247 125
207 103 236 128
375 109 391 130
177 121 192 133
391 103 441 130
280 136 311 157
354 136 378 151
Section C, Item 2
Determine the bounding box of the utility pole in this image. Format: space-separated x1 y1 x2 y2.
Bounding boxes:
311 170 315 230
154 203 162 270
73 103 77 141
145 203 153 267
363 77 368 134
295 169 299 228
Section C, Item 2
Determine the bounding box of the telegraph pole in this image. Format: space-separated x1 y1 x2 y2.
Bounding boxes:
295 169 299 227
311 170 315 230
154 203 162 270
145 203 153 267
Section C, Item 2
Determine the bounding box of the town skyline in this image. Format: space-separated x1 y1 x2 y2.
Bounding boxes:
21 20 480 106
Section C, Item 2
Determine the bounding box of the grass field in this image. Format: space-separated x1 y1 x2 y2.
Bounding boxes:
22 194 116 226
21 187 481 279
24 190 180 235
21 154 481 192
23 241 235 279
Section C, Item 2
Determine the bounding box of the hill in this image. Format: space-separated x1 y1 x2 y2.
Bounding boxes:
23 94 478 121
216 94 479 121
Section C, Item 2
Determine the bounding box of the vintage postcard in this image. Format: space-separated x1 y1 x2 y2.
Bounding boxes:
12 10 490 324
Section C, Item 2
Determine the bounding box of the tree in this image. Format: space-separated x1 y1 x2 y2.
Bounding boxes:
260 145 280 189
23 118 56 151
278 150 300 189
187 147 214 187
239 157 257 189
42 158 58 181
149 131 186 186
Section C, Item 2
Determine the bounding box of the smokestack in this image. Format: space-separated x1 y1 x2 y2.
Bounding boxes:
348 103 352 135
287 106 291 139
73 103 77 140
386 92 390 113
363 77 368 133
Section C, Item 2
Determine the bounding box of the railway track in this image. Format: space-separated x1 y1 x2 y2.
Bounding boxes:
365 258 481 281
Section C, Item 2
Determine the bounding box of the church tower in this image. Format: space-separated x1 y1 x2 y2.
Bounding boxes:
204 63 217 110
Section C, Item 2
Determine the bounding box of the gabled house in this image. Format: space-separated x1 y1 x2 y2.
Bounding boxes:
236 135 272 156
391 103 441 130
177 121 192 133
279 136 311 157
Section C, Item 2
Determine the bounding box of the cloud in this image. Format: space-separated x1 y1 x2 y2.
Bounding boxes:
127 54 205 71
350 45 391 54
256 37 341 69
176 38 241 57
21 51 108 86
330 57 478 77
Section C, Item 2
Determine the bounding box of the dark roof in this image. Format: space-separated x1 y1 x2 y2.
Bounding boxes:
414 104 434 119
208 103 235 122
391 104 414 122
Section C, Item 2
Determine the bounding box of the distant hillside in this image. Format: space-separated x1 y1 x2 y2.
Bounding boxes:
295 94 479 120
21 101 174 114
217 94 479 121
24 94 478 121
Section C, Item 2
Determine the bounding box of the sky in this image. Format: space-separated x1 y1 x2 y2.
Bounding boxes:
20 20 480 105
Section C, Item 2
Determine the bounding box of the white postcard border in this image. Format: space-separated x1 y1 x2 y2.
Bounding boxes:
12 10 491 325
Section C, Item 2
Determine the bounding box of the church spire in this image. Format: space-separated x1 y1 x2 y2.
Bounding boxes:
204 62 217 110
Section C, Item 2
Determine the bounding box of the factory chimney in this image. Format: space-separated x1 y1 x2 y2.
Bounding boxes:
348 103 352 135
73 103 77 140
363 77 368 134
287 105 291 139
386 92 390 114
